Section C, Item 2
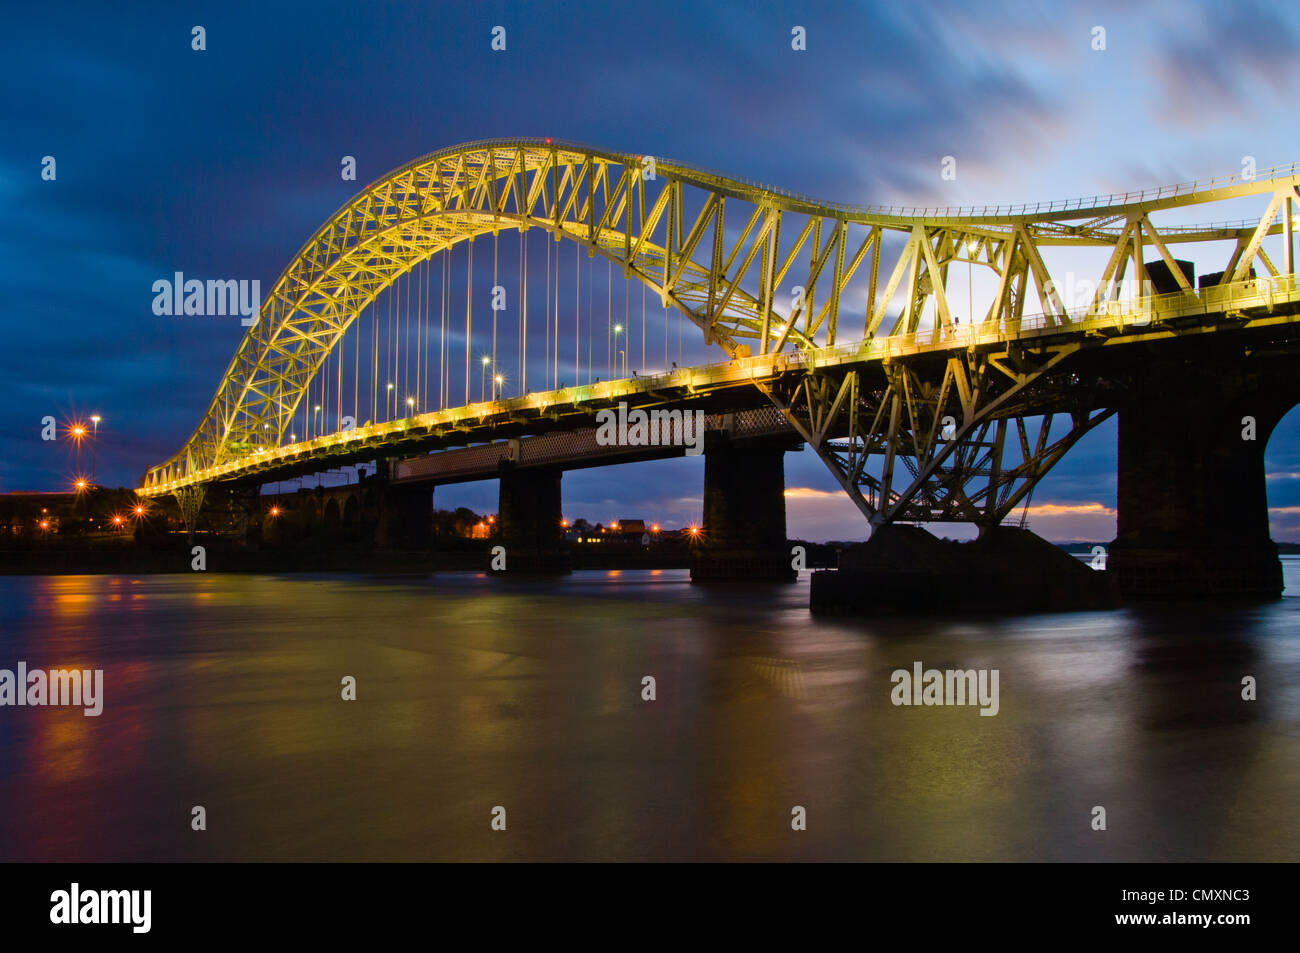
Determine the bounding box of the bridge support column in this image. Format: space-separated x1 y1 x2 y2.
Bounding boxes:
174 484 206 544
497 465 570 573
691 431 798 582
375 481 433 550
1108 356 1293 600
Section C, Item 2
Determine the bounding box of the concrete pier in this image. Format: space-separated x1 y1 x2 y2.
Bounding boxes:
1108 355 1294 600
811 525 1116 614
497 464 571 573
690 431 798 582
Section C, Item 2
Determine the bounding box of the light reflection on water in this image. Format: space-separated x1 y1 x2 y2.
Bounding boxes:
0 561 1298 861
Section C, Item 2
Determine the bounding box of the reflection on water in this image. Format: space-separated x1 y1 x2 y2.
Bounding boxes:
1 562 1298 861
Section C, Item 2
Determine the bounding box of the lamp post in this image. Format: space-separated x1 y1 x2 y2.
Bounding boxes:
70 423 86 473
613 324 623 377
386 383 394 418
313 404 321 438
493 374 503 401
90 415 100 485
481 356 491 401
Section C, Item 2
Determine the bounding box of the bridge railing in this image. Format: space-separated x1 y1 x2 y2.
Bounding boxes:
662 152 1300 220
433 138 1299 223
867 273 1300 360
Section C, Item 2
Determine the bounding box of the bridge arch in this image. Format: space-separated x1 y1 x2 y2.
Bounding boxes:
156 138 858 482
1264 399 1300 547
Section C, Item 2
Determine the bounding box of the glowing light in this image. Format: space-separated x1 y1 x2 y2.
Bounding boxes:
70 425 86 440
133 505 145 516
111 515 123 527
39 520 49 530
74 478 88 492
90 415 101 425
560 519 569 528
689 525 700 536
269 506 281 517
651 524 660 533
482 356 491 366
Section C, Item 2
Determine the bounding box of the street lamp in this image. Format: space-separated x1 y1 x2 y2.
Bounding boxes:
481 356 491 401
613 324 623 377
386 383 394 418
313 404 321 438
90 415 101 485
69 423 86 472
494 373 503 400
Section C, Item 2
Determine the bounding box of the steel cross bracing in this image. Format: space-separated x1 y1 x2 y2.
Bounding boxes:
140 138 1300 531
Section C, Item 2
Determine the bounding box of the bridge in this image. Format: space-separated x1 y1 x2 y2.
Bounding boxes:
139 139 1300 595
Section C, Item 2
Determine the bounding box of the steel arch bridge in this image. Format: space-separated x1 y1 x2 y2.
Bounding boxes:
140 138 1300 535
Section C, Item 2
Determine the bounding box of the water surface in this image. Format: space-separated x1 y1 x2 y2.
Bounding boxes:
1 563 1297 861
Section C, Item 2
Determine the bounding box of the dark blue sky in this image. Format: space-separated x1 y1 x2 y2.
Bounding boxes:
5 0 1300 540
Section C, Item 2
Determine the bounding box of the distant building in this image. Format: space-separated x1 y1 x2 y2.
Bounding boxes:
568 518 666 545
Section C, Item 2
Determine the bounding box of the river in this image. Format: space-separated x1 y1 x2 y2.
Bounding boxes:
1 562 1298 861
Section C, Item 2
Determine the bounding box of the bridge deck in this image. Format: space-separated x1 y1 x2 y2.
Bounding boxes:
138 274 1300 497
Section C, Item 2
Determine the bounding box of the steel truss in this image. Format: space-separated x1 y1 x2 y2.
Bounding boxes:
762 344 1115 528
140 138 1300 531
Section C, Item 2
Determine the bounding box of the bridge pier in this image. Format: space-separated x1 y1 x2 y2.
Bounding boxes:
497 465 571 573
1108 354 1297 600
174 484 206 544
374 480 433 550
690 431 798 582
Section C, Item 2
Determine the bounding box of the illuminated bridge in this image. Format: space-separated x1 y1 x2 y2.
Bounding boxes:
139 139 1300 593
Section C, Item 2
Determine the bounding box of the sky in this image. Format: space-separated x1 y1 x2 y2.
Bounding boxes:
4 0 1300 542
